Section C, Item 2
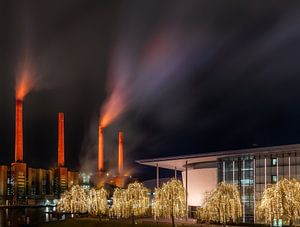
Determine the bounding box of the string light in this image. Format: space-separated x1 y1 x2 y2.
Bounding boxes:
110 182 150 220
87 188 108 216
153 179 186 222
256 178 300 226
197 182 242 225
57 185 108 215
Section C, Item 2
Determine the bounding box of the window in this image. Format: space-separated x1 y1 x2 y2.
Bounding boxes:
271 158 277 166
271 175 277 184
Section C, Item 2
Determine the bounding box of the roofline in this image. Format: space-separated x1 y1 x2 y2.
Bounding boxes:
136 143 300 164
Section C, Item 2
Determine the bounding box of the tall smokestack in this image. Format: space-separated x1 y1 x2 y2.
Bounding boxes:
58 112 65 167
98 124 104 172
15 100 23 162
118 131 124 176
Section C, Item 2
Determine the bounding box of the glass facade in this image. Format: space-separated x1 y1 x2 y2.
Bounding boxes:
218 156 254 223
217 151 300 223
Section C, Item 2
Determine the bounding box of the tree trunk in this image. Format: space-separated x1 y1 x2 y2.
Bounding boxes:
171 214 175 227
131 214 135 225
290 219 293 227
171 194 175 227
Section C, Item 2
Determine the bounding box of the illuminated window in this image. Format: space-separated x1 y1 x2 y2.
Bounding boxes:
271 175 277 184
271 158 277 166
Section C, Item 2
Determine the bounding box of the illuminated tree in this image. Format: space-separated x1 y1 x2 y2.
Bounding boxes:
153 179 186 227
57 185 88 213
256 178 300 226
197 182 242 226
110 182 150 224
87 188 108 216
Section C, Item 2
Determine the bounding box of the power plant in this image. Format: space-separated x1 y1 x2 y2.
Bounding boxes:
0 97 131 205
98 124 104 174
93 122 130 188
54 112 73 197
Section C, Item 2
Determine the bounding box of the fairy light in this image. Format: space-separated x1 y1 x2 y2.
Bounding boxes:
110 182 150 219
56 185 108 216
87 188 108 216
57 185 88 213
153 179 186 221
256 178 300 226
197 182 242 225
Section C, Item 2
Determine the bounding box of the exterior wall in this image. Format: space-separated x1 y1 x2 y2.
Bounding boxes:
182 168 217 206
37 169 47 195
67 171 79 189
28 168 37 197
0 165 78 202
0 166 8 197
218 156 254 223
11 162 27 202
218 152 300 223
46 169 54 195
79 173 92 190
55 167 68 196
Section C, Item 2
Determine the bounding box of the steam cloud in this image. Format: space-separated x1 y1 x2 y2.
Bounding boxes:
100 0 214 126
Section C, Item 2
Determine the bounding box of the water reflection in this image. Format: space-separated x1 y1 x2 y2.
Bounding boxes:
0 206 65 227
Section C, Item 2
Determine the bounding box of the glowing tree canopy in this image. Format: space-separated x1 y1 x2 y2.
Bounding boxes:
110 182 150 222
57 186 108 216
198 182 242 225
57 185 88 213
87 188 108 216
153 179 186 227
256 178 300 226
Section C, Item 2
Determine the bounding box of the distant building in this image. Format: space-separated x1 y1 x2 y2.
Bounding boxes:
79 173 92 190
137 144 300 223
46 169 54 195
28 168 48 198
11 162 27 203
67 171 79 189
54 167 68 196
0 165 8 202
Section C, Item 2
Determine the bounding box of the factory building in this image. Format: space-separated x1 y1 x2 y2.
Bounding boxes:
67 171 79 190
137 144 300 223
3 104 81 204
94 127 131 188
0 97 129 204
0 165 8 203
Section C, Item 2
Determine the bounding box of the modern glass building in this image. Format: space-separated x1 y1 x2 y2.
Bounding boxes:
137 144 300 223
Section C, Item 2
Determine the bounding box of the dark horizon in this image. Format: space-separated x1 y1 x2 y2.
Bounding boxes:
1 1 300 180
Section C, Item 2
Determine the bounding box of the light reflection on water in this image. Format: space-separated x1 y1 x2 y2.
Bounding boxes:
0 206 70 227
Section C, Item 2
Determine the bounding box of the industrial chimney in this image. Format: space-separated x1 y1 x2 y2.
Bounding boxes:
98 124 104 173
118 131 124 176
15 100 23 162
58 112 65 167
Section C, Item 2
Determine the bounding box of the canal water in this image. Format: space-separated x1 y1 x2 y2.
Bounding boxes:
0 206 67 227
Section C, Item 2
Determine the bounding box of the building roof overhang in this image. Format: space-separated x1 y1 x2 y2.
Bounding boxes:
136 144 300 171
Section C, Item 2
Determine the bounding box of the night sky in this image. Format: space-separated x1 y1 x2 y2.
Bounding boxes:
1 1 300 180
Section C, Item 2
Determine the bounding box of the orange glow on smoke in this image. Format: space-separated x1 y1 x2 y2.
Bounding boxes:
16 66 35 101
100 88 125 128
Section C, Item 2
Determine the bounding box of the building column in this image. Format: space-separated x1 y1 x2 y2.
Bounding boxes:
288 154 291 180
223 160 226 182
276 157 279 183
156 163 159 188
185 160 188 222
264 157 267 190
232 160 235 184
174 167 177 179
